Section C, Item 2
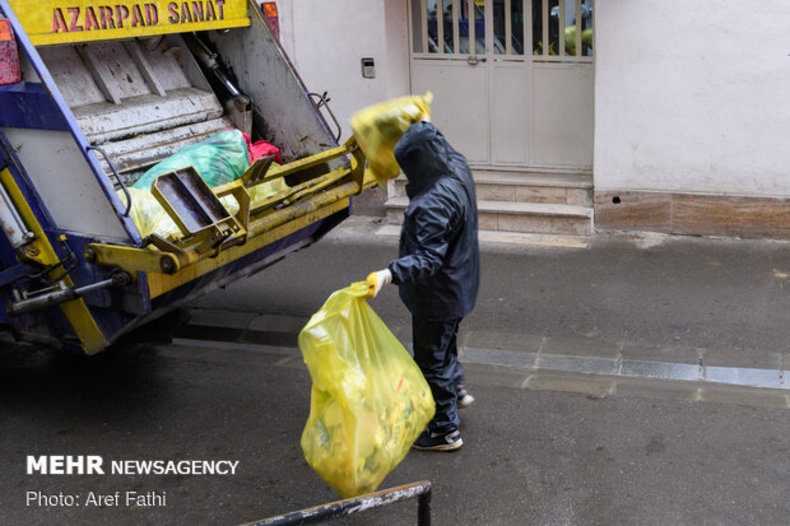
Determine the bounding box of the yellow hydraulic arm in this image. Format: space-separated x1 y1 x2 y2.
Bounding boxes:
84 137 366 299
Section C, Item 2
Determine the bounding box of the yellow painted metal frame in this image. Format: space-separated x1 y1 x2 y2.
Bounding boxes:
84 243 180 275
86 137 366 299
146 196 351 298
151 167 245 256
8 0 250 46
1 168 107 353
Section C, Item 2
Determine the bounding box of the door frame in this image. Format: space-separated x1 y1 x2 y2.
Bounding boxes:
407 0 595 173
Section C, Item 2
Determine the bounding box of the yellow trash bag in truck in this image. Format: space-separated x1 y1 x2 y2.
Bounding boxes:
350 92 433 186
299 282 435 498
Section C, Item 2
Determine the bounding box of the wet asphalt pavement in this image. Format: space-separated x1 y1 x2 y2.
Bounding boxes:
2 340 789 525
1 216 789 525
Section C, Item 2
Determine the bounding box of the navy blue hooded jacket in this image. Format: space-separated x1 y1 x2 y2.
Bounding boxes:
387 121 479 320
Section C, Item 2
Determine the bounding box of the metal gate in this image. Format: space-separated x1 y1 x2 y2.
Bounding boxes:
409 0 594 171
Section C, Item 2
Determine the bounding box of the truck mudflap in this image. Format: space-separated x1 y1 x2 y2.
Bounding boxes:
0 0 373 353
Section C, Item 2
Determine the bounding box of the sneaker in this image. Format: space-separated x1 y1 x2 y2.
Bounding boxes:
455 384 475 408
412 429 464 451
412 429 463 451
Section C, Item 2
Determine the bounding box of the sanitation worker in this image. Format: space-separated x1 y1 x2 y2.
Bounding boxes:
366 120 479 452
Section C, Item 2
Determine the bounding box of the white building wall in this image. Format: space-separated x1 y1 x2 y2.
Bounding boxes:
276 0 410 142
273 0 787 232
595 0 790 198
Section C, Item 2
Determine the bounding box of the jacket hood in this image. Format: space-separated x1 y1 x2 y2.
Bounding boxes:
394 121 453 197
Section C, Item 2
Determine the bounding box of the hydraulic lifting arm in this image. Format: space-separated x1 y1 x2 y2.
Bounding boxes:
83 137 366 294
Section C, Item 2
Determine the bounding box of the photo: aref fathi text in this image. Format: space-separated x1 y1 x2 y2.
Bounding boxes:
26 490 167 508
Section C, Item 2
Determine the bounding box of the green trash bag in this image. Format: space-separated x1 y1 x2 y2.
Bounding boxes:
124 129 289 239
299 282 435 498
132 129 250 190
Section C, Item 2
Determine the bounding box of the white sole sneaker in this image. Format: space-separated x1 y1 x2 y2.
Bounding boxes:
412 429 464 451
458 393 475 408
412 437 463 452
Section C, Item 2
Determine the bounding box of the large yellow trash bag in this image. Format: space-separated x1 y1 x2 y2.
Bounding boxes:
350 92 433 186
124 187 180 239
299 282 435 498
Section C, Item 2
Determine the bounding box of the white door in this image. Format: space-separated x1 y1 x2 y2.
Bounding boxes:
409 0 594 171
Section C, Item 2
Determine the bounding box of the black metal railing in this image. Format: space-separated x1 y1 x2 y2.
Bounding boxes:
246 480 432 526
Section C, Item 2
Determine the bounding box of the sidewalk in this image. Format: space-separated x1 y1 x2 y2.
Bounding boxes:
189 214 790 396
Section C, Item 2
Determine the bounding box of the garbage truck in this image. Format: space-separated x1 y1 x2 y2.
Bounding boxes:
0 0 369 353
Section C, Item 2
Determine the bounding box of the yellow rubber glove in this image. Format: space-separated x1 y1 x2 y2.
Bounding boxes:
365 269 392 298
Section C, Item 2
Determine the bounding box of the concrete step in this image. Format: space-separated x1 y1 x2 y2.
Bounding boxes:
474 169 593 204
385 170 594 245
377 223 590 248
385 197 593 237
390 170 593 206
